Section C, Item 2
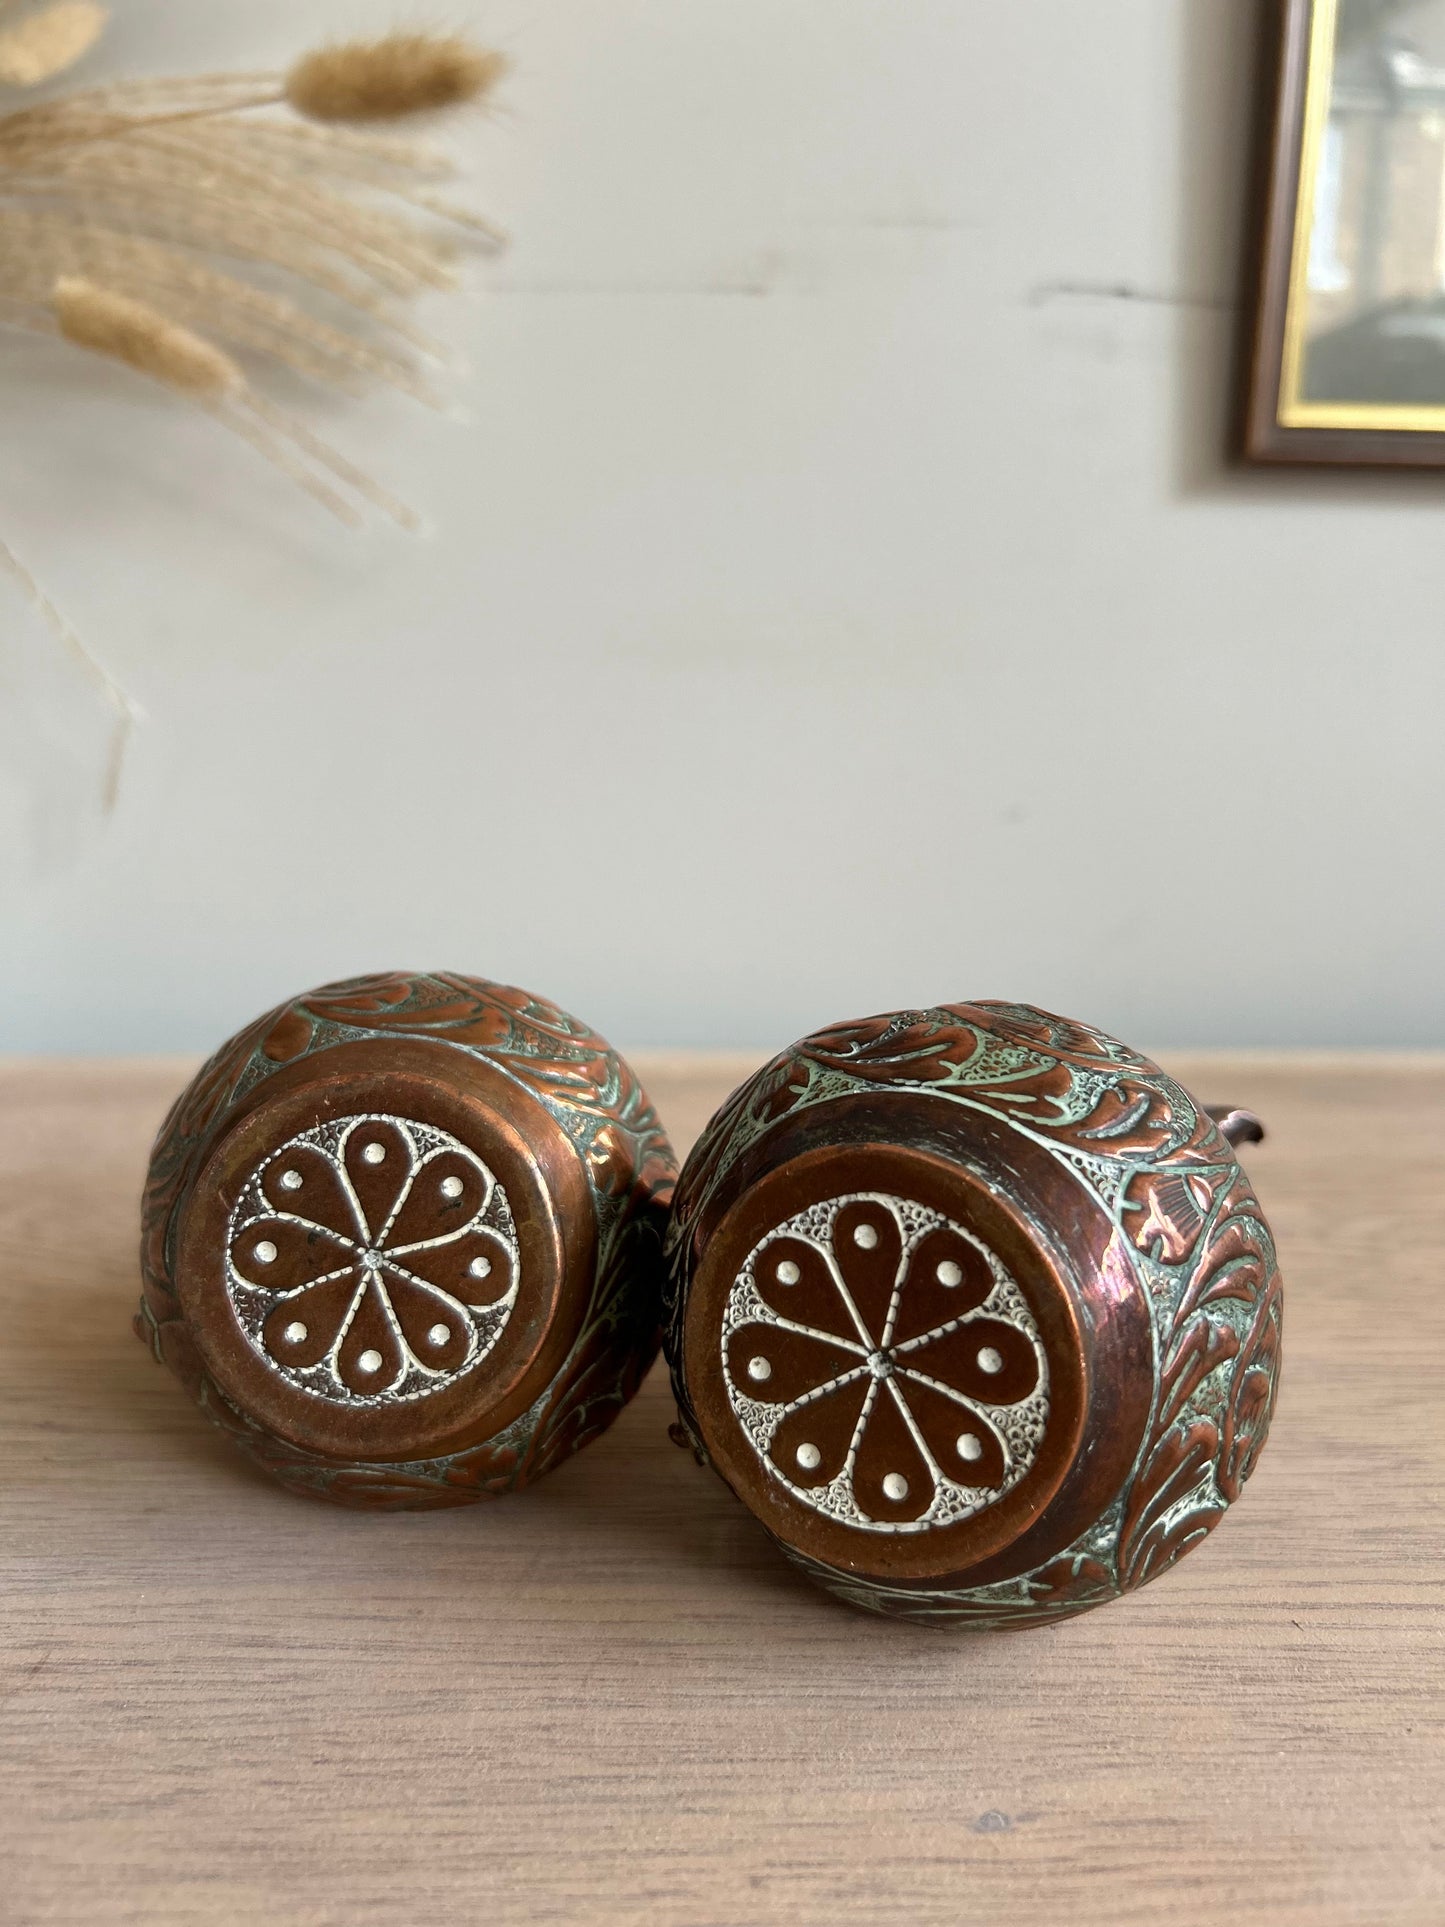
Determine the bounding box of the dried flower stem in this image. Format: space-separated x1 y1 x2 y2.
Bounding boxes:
1 25 508 824
0 35 508 435
0 533 142 813
49 277 419 528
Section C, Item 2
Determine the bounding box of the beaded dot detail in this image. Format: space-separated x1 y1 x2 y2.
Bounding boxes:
224 1113 521 1406
721 1192 1050 1534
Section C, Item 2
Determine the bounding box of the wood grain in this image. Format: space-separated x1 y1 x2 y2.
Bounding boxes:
1 1053 1441 1926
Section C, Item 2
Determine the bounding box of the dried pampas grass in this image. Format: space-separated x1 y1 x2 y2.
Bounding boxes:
53 275 241 396
50 276 418 527
0 20 509 826
286 33 508 121
0 27 508 468
0 2 105 89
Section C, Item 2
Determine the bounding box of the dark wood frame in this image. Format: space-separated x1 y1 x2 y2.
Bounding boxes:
1243 0 1445 466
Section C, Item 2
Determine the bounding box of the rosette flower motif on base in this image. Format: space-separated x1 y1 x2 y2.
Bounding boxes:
227 1113 519 1405
136 971 677 1509
669 998 1284 1627
723 1194 1049 1531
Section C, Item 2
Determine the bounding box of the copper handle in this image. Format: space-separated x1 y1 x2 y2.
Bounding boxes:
1205 1104 1266 1147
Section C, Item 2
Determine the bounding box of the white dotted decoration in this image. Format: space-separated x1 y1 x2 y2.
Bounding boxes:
227 1114 523 1409
722 1190 1053 1538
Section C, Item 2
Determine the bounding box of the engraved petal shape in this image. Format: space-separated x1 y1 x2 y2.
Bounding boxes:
301 974 417 1020
261 1270 362 1369
225 1113 522 1408
766 1375 872 1490
831 1199 903 1342
902 1316 1039 1405
887 1225 993 1348
894 1371 1007 1489
851 1382 935 1524
726 1322 863 1407
302 974 478 1030
381 1270 473 1375
335 1274 406 1394
397 1227 516 1307
384 1148 491 1254
751 1234 858 1344
232 1216 355 1292
721 1195 1052 1538
342 1118 414 1244
259 1144 360 1241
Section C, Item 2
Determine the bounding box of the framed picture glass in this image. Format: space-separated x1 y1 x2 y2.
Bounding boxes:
1247 0 1445 463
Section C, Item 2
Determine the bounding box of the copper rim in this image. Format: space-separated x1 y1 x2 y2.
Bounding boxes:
174 1038 594 1463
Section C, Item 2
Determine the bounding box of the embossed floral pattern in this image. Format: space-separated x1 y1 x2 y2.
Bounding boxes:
668 1001 1284 1622
226 1113 520 1404
723 1194 1049 1532
137 972 675 1507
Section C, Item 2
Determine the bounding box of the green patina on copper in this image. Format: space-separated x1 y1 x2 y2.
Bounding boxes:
137 971 674 1509
665 1001 1282 1629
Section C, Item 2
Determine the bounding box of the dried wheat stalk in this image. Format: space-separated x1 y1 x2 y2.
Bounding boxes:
1 26 507 514
0 16 508 820
0 3 105 90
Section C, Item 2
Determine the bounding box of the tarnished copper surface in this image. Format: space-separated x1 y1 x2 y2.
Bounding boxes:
684 1137 1095 1583
138 972 676 1508
666 1002 1283 1628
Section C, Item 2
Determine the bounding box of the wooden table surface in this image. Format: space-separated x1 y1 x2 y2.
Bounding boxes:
1 1053 1441 1926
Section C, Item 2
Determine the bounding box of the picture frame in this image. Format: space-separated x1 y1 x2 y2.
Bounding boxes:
1245 0 1445 465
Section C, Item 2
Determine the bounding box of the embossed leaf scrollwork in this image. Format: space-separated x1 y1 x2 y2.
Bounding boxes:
139 997 290 1319
804 1012 967 1081
1126 1162 1270 1312
487 1202 666 1492
1219 1277 1283 1503
1124 1165 1223 1266
139 970 674 1502
795 1549 1118 1630
966 1002 1150 1067
1191 1184 1274 1311
666 1000 1284 1620
670 1004 1209 1291
804 1004 1208 1162
1157 1315 1241 1432
665 1047 813 1252
1119 1170 1281 1595
1024 1554 1118 1618
1118 1417 1222 1592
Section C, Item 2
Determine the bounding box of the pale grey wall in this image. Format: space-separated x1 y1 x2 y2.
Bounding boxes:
3 0 1442 1053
